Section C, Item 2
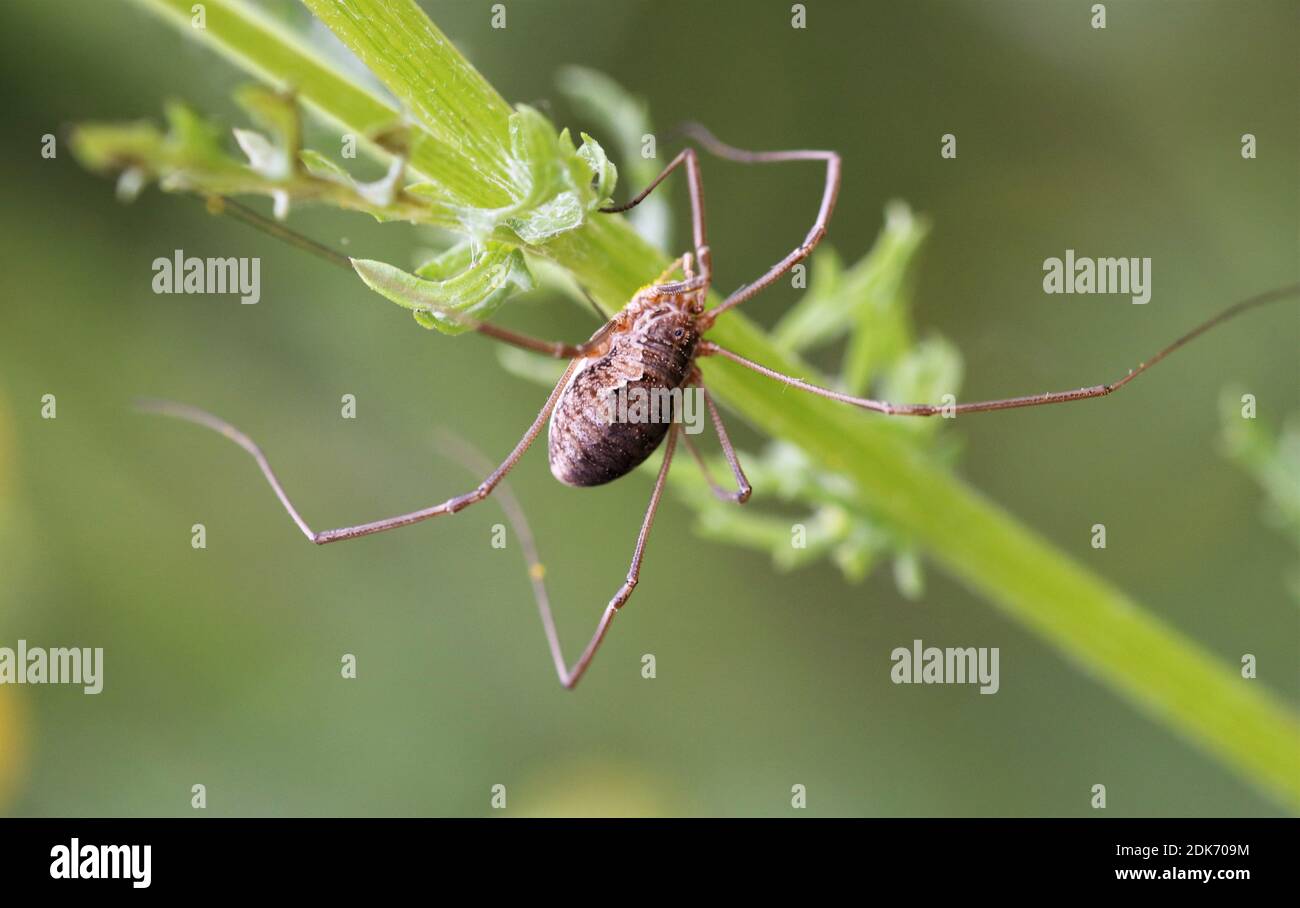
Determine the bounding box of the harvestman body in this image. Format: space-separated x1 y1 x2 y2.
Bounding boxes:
548 275 704 488
142 124 1298 689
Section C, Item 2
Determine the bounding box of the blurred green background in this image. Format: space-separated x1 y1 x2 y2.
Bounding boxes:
0 0 1296 816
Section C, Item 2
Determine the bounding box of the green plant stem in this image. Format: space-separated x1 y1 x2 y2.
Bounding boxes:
125 0 1300 809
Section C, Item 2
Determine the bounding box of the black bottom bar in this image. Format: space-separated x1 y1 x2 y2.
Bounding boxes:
1 817 1287 893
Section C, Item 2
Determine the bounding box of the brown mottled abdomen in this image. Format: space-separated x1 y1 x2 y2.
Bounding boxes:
548 304 699 487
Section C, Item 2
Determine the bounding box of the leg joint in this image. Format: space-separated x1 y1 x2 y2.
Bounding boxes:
449 487 487 514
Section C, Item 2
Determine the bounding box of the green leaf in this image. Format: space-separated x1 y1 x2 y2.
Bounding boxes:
351 242 534 334
298 148 350 181
773 201 927 362
575 132 618 207
232 84 300 180
892 549 925 600
497 108 590 244
72 92 432 224
1220 392 1300 537
556 65 669 250
1219 390 1300 597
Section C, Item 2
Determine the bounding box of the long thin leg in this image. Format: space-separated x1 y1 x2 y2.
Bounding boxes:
676 124 841 326
136 359 580 545
600 149 711 288
697 282 1300 416
468 322 585 358
682 378 751 503
208 195 599 359
444 426 678 689
476 318 615 359
555 425 678 689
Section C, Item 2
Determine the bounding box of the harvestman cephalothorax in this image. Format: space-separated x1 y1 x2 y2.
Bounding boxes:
140 124 1299 689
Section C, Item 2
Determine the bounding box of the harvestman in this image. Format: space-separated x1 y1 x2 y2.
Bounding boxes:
142 124 1299 689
